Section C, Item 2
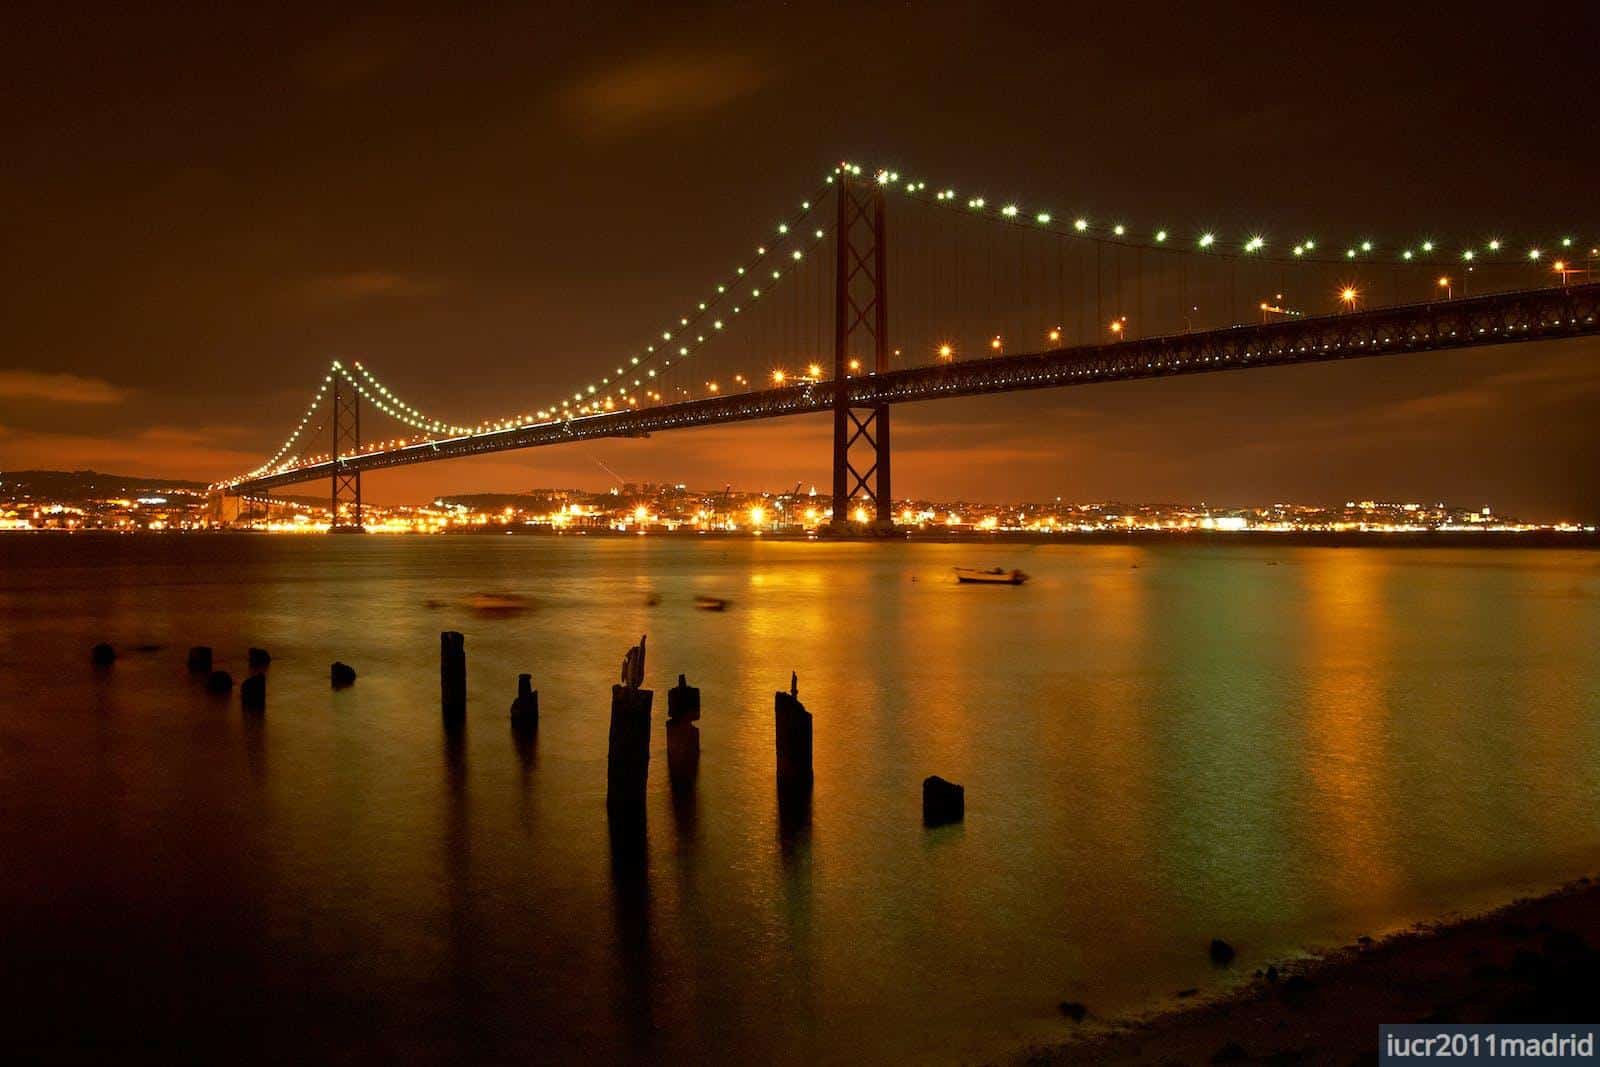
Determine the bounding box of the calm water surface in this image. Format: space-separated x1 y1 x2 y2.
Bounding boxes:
2 535 1598 1063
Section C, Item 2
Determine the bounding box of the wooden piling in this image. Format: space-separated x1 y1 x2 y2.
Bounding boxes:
241 673 266 711
607 684 653 808
441 631 466 719
774 672 812 792
510 673 538 725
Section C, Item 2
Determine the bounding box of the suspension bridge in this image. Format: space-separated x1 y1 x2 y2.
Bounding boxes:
216 162 1600 532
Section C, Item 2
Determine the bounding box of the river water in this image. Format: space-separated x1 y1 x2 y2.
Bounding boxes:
2 534 1597 1063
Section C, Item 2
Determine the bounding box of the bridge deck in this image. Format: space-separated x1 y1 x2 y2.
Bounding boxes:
234 283 1600 493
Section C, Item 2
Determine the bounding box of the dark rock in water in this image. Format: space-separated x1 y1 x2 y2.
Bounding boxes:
1356 934 1373 946
1056 1000 1087 1021
90 643 116 666
1211 1041 1248 1063
667 673 700 722
205 670 233 694
331 661 356 688
1281 974 1314 995
510 673 539 725
1265 965 1279 984
1209 938 1236 965
241 674 265 710
247 647 271 671
922 775 965 826
187 646 213 673
1175 987 1198 998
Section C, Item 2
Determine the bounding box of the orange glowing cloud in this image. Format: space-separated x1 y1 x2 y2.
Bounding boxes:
0 371 128 405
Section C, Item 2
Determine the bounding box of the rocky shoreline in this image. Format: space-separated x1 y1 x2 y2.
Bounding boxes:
1020 876 1600 1065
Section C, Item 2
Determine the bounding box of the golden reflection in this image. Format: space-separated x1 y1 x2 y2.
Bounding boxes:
1301 551 1398 902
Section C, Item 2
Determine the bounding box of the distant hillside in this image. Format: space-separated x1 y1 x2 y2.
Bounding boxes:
0 469 211 500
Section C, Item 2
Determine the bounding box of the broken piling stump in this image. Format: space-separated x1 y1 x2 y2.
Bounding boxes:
667 673 700 722
607 636 652 811
922 775 965 826
774 671 813 793
187 646 213 673
90 642 116 667
205 670 234 695
330 661 356 688
510 673 539 725
247 647 271 672
441 631 466 719
241 673 266 711
666 673 701 785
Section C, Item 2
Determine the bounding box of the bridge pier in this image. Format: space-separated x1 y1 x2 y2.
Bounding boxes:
826 167 898 537
329 370 364 532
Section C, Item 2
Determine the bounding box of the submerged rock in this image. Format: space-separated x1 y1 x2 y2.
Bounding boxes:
90 642 116 667
1210 938 1236 966
330 661 356 688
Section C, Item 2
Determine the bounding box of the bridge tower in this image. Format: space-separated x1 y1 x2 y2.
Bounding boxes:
829 168 895 535
330 373 363 532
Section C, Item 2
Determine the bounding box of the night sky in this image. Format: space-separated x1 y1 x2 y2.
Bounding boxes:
4 3 1597 518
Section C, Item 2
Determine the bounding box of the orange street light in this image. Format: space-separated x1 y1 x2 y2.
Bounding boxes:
1437 276 1452 299
848 357 862 372
937 343 954 361
1048 326 1062 343
1339 286 1359 311
989 335 1002 352
771 369 786 385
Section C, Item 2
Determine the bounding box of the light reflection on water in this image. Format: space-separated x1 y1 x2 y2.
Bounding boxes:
1 535 1597 1063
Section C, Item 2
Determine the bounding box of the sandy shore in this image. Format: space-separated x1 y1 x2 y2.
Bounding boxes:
1019 876 1600 1065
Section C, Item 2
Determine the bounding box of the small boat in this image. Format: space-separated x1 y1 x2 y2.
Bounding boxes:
953 567 1029 586
694 595 730 611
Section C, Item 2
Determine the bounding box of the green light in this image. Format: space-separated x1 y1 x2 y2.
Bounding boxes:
1199 233 1214 247
1074 218 1088 231
1154 230 1167 242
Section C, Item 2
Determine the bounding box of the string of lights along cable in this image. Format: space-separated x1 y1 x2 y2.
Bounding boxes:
216 160 1599 491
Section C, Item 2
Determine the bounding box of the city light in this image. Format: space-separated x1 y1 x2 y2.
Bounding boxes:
848 358 862 372
938 343 955 361
1340 286 1360 309
990 336 1002 352
1048 327 1061 343
807 362 822 378
748 505 766 527
771 369 786 385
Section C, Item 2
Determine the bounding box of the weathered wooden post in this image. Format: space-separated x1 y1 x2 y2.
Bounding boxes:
510 673 538 725
922 775 965 826
607 636 652 811
241 673 266 711
247 647 271 672
441 631 466 719
774 671 812 792
205 669 234 694
666 673 700 786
